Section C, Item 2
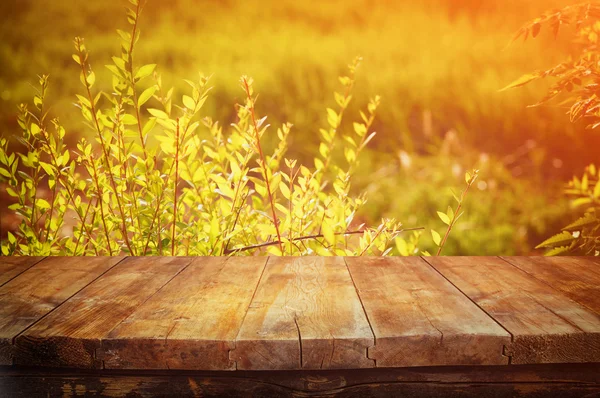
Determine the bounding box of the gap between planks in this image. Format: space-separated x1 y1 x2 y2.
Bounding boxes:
229 256 270 370
420 256 516 362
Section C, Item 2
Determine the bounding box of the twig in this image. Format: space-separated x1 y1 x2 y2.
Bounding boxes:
436 171 478 256
172 118 180 256
224 227 424 255
242 77 283 253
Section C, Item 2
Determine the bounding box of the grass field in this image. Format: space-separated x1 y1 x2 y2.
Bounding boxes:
0 0 591 254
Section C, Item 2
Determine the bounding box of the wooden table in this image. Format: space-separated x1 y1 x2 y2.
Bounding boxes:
1 256 599 397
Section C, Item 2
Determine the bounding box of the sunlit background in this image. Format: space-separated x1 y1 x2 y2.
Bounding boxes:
1 0 596 254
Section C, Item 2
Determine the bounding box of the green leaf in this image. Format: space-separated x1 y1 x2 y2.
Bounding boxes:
437 211 451 225
121 114 137 125
30 123 41 137
279 181 291 200
86 71 96 87
545 246 572 256
499 73 541 92
135 64 156 81
40 162 54 176
138 86 156 107
396 238 409 256
147 108 169 119
142 118 157 136
446 206 455 221
431 229 441 246
61 151 70 166
562 213 597 231
36 198 51 210
326 108 339 129
353 122 367 137
571 197 592 208
182 95 195 110
322 222 335 245
535 231 575 249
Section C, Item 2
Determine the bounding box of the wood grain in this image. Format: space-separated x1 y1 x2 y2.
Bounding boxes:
13 257 192 368
0 256 45 286
2 363 599 398
346 257 511 367
0 257 120 365
425 256 600 364
232 257 374 370
101 256 267 370
501 256 600 314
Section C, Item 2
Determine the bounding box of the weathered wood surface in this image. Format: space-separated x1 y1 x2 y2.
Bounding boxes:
101 257 266 370
425 256 600 365
1 363 599 397
0 256 45 286
346 257 510 367
501 256 600 314
13 257 192 368
1 256 599 373
0 257 121 365
232 257 374 370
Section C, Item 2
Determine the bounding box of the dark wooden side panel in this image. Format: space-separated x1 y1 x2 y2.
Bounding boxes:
501 256 600 314
13 257 192 369
0 257 45 286
0 257 121 365
425 256 600 365
1 363 599 397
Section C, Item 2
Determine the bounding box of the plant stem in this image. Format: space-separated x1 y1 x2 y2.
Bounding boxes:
436 174 477 256
126 0 149 162
172 118 180 256
76 39 134 254
89 155 113 255
242 77 283 253
359 224 385 256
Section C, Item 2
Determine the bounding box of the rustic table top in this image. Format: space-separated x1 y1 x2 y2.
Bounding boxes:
0 256 599 371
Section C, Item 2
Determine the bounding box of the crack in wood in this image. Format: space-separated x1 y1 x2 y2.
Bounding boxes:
293 317 303 368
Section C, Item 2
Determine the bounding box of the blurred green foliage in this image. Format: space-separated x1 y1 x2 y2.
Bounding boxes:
0 0 584 254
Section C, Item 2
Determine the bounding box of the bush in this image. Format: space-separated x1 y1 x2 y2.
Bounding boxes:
0 0 477 256
505 2 600 255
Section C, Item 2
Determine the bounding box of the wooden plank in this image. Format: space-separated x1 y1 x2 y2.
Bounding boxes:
101 257 267 370
0 257 121 365
1 363 599 397
425 256 600 364
346 257 510 367
501 256 600 314
232 257 374 370
13 257 192 368
0 256 45 286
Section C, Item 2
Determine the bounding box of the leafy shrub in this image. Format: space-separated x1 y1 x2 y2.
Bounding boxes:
505 2 600 255
0 0 477 256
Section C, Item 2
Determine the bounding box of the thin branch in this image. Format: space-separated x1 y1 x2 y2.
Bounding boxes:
224 226 424 255
242 77 283 253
